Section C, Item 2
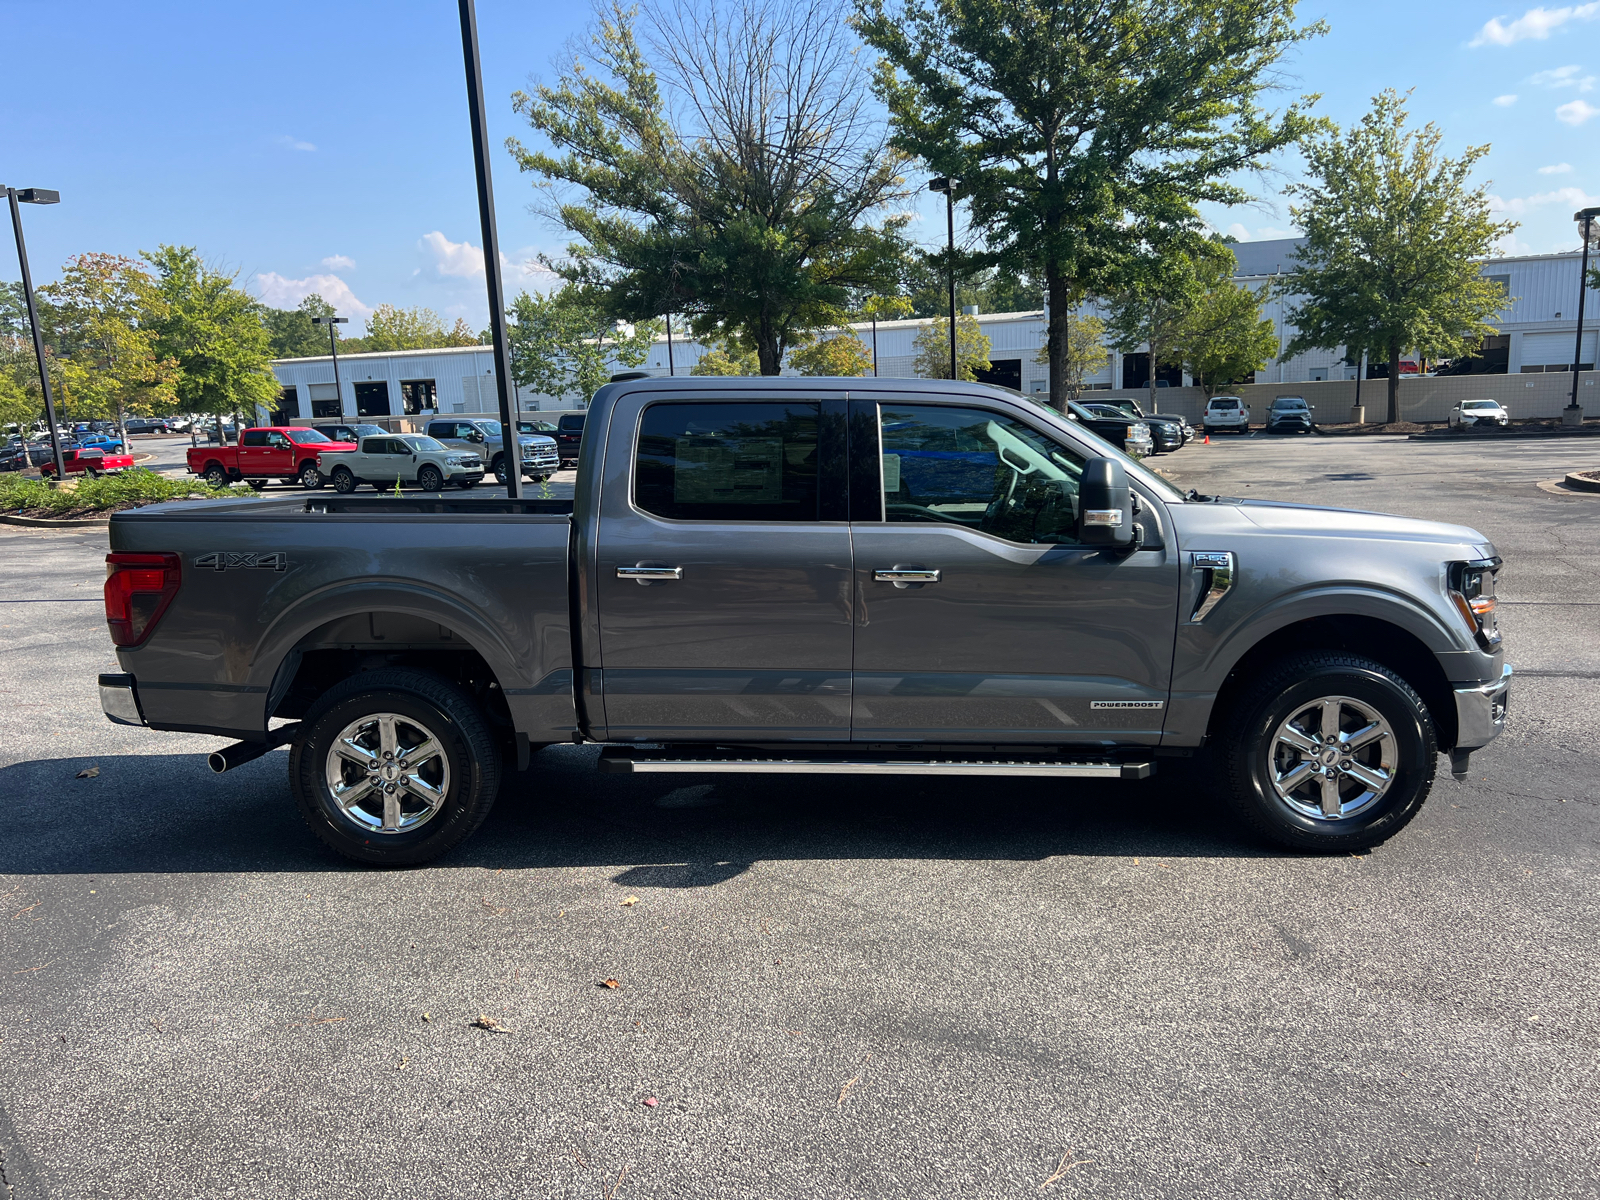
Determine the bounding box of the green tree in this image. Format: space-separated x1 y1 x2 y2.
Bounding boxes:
690 339 762 376
1177 279 1278 394
857 0 1321 411
1107 241 1232 411
1033 312 1108 401
913 313 991 380
507 285 662 403
0 282 28 343
788 328 875 376
355 304 480 353
907 261 1042 318
39 253 180 446
1280 91 1516 424
508 0 912 376
262 293 337 359
141 245 281 434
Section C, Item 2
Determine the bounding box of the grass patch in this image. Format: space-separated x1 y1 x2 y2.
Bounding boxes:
0 468 260 517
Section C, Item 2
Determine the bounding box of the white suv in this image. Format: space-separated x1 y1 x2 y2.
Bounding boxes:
1203 395 1251 434
1449 399 1509 428
319 434 486 492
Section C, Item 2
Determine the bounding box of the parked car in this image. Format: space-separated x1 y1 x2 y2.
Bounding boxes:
1264 396 1315 434
76 432 127 453
313 422 389 444
186 426 356 489
1080 403 1179 454
1066 401 1153 457
124 419 169 436
0 443 51 472
39 446 135 478
1106 397 1193 446
1203 395 1251 434
423 418 559 483
1449 400 1509 428
318 434 486 493
99 375 1510 866
554 412 586 467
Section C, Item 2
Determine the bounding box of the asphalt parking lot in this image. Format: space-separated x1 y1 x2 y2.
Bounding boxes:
2 433 1597 1199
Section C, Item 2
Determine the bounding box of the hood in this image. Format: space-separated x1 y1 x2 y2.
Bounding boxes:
1233 498 1494 554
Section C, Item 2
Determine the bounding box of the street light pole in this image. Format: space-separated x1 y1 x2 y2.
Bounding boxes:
313 316 349 426
458 0 521 499
929 177 959 380
4 186 67 482
1568 211 1593 422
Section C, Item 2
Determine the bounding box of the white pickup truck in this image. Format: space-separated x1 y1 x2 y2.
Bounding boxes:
318 433 486 492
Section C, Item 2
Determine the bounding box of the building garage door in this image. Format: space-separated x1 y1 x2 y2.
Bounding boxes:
1522 331 1596 371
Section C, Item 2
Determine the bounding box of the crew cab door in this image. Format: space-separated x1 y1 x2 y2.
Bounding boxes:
236 429 271 474
848 397 1179 745
591 394 852 741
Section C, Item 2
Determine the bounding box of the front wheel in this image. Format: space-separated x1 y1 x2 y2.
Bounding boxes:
299 463 323 489
417 464 443 492
331 466 358 494
492 455 509 485
247 479 268 491
1220 652 1437 852
289 668 501 865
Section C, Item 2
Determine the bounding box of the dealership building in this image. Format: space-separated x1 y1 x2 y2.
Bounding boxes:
269 237 1597 426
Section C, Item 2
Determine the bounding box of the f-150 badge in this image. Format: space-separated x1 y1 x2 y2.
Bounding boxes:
193 551 288 571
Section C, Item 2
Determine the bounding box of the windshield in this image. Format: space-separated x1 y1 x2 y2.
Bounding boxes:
1271 399 1307 410
476 420 502 438
288 428 332 443
403 435 447 452
518 421 555 433
1462 401 1497 410
1032 399 1183 502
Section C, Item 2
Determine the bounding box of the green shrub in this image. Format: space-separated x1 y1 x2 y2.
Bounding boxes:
0 468 259 515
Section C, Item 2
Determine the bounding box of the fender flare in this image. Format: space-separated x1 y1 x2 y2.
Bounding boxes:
248 580 531 699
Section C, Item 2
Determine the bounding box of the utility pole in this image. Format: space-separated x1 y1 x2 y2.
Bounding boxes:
4 185 67 482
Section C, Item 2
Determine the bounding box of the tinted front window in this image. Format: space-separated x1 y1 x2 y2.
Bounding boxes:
635 402 819 522
879 405 1085 545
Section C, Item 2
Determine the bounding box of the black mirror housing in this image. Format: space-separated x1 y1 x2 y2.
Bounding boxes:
1079 456 1134 547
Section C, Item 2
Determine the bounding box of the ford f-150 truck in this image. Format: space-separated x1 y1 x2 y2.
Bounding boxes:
186 426 355 490
100 377 1510 865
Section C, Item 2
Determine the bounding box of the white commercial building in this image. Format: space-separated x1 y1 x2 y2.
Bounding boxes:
269 238 1597 426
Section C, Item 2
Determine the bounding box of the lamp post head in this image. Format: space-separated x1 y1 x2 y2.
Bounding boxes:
13 188 60 205
312 316 349 326
929 176 958 194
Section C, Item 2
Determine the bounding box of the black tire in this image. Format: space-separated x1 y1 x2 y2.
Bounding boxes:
203 463 228 489
331 466 358 494
299 462 323 489
247 479 268 490
1220 651 1436 852
418 464 443 492
289 668 501 865
492 455 509 484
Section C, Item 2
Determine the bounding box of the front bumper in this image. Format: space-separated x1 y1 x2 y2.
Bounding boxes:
1454 664 1511 750
99 672 146 727
522 451 559 473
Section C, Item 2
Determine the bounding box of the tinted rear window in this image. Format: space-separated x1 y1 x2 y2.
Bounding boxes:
559 414 586 432
634 402 819 522
1210 398 1240 409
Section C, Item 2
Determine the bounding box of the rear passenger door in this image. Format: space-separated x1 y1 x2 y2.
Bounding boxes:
591 394 852 742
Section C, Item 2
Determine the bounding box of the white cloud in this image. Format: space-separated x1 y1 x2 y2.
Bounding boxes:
274 134 316 152
1556 98 1600 123
420 230 485 278
1538 161 1574 173
1470 2 1600 46
254 272 372 319
320 254 356 270
1493 93 1519 105
1496 231 1536 255
1530 64 1596 90
1223 222 1296 241
1489 184 1600 216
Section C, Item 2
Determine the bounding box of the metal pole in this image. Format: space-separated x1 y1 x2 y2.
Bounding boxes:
666 312 674 376
458 0 521 498
5 187 66 482
327 322 343 417
872 313 878 377
1572 212 1594 413
945 190 957 380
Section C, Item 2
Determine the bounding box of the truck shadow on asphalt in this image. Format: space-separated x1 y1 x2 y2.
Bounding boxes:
0 743 1283 878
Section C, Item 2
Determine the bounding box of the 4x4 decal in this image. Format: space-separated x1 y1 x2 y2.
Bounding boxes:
193 552 288 572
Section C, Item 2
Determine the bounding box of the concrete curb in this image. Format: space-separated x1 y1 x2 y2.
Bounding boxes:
1409 426 1600 441
1563 471 1600 493
0 512 112 528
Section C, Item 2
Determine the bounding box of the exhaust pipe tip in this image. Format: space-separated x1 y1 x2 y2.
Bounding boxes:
208 724 300 774
207 750 230 774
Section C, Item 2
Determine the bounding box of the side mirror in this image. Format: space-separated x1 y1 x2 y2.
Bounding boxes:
1079 457 1135 548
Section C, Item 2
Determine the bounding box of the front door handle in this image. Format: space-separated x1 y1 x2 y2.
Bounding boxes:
873 568 941 584
617 565 683 583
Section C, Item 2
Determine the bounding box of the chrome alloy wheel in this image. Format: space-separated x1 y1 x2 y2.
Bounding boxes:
323 712 451 834
1268 695 1395 821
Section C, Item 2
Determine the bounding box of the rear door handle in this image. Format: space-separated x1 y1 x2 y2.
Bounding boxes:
617 565 683 583
873 568 941 583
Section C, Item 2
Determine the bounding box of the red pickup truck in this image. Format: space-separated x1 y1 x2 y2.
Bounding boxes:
39 446 136 478
186 426 355 489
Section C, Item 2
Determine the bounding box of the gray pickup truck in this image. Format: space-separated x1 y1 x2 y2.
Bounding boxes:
98 377 1509 865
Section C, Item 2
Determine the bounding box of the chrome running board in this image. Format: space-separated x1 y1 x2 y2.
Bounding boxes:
599 749 1151 780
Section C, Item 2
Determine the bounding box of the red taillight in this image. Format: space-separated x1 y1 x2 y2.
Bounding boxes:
104 552 181 647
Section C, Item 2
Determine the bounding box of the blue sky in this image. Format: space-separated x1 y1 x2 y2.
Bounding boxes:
2 0 1596 333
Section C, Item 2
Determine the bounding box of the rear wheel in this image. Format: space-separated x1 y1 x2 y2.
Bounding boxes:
299 462 323 489
289 668 501 865
1220 652 1436 852
418 464 443 492
331 466 358 494
203 463 228 488
247 479 268 490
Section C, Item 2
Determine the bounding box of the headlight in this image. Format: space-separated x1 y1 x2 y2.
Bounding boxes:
1131 422 1150 439
1449 559 1501 647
